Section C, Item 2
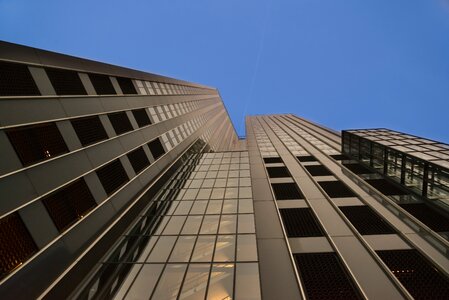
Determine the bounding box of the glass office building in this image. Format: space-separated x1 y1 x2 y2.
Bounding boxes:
1 42 449 299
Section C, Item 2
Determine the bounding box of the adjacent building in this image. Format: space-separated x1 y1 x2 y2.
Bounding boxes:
0 42 448 299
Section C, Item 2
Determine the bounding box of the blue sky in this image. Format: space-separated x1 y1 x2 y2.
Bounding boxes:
1 0 449 142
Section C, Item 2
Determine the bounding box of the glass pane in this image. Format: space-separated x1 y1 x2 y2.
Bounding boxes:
238 214 256 233
200 215 220 234
169 236 196 262
151 264 187 300
178 264 210 300
146 236 177 262
239 199 254 213
163 216 187 235
174 201 193 215
124 264 163 300
222 200 238 214
206 264 234 300
218 215 237 234
237 235 258 261
235 263 262 300
190 201 208 214
206 200 223 214
181 216 203 235
214 235 236 262
191 236 216 262
137 236 158 262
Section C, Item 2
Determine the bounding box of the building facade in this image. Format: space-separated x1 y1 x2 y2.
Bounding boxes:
0 42 449 299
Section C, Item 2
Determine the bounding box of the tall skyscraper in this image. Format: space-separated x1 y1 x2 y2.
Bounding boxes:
1 42 448 299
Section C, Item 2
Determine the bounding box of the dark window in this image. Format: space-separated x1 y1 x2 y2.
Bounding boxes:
330 154 351 160
377 249 449 299
96 159 129 196
340 206 396 235
42 178 97 232
399 203 449 232
365 179 408 196
45 68 87 95
108 112 133 135
116 77 137 94
148 138 166 160
343 163 374 175
263 157 283 164
88 73 116 95
6 123 68 166
0 61 40 96
71 116 108 146
318 181 357 198
0 213 37 279
132 109 151 127
294 253 363 300
279 208 324 237
271 182 304 200
266 166 291 178
127 147 150 174
304 165 333 176
297 155 318 162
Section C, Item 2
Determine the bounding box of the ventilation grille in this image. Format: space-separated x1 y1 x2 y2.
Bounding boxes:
132 108 151 127
279 208 324 237
318 181 357 198
42 178 97 232
6 123 69 166
271 182 304 200
263 157 283 164
365 179 408 196
294 252 363 300
71 116 108 146
342 163 374 175
88 73 116 95
45 68 87 95
96 159 129 195
399 203 449 232
127 147 150 174
0 213 37 279
266 166 291 178
0 61 40 96
148 138 166 160
377 249 449 299
108 112 133 135
305 165 333 176
297 155 318 162
340 205 396 235
116 77 137 94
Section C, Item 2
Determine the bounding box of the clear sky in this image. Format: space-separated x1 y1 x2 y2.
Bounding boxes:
1 0 448 142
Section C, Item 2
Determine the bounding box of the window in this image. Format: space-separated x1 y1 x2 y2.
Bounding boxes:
148 138 166 160
279 208 324 237
71 116 108 146
271 183 304 200
318 181 357 198
0 213 37 279
116 77 137 94
88 73 116 95
108 112 133 135
42 178 97 232
330 154 350 161
6 123 68 166
294 253 363 300
132 109 151 127
96 159 129 195
45 68 87 95
263 157 283 164
342 163 374 175
0 61 40 96
127 147 150 174
399 203 449 232
297 155 318 162
365 179 408 196
377 249 449 299
340 206 395 235
266 166 291 178
304 165 333 176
